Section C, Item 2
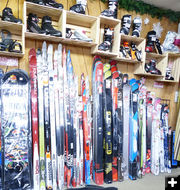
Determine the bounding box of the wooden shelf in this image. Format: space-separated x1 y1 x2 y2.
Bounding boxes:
26 1 62 18
0 51 24 58
99 15 120 25
156 79 179 83
167 52 180 57
134 73 164 77
0 20 23 35
91 50 118 58
120 34 145 44
25 32 97 47
25 32 64 42
66 11 97 28
62 38 97 47
114 56 141 64
146 52 166 60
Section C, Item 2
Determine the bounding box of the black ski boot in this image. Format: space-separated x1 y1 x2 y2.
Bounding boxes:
155 39 163 54
101 0 118 19
70 0 87 14
41 16 62 37
131 43 142 61
120 15 131 35
145 59 161 75
165 67 174 80
98 28 113 51
26 0 45 5
132 17 142 37
27 13 46 34
44 0 63 9
2 7 22 24
145 31 156 52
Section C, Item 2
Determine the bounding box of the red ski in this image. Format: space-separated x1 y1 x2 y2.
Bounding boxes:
29 48 40 189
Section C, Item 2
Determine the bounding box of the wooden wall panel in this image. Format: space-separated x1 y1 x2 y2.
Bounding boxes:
0 0 179 128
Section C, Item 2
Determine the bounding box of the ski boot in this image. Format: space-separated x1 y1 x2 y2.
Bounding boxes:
2 7 22 24
72 30 93 42
123 41 131 58
98 28 114 51
145 31 156 52
41 16 62 37
162 31 180 53
66 28 73 38
131 43 142 61
120 45 127 58
26 0 45 5
70 0 87 14
101 0 118 19
27 13 46 34
165 67 174 80
132 17 142 37
44 0 63 9
145 59 161 75
120 15 131 35
155 39 163 54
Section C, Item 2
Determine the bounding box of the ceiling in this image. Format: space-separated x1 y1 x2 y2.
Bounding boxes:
142 0 180 12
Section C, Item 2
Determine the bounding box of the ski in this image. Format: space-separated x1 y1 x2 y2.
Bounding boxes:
29 48 40 189
81 74 91 185
42 44 52 190
37 47 46 190
0 68 4 189
129 78 139 180
92 55 104 185
56 44 65 190
122 74 131 180
103 63 113 184
48 44 57 190
146 91 155 174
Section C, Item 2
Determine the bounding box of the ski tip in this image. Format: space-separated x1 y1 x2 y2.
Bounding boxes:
29 48 36 58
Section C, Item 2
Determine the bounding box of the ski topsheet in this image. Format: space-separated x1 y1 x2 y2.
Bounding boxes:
37 47 46 190
92 56 104 185
1 69 31 189
48 44 57 190
29 48 40 189
0 68 4 189
103 63 112 184
129 79 139 180
122 74 130 180
81 74 91 185
56 44 65 190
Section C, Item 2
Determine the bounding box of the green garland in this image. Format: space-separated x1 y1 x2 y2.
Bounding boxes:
101 0 180 22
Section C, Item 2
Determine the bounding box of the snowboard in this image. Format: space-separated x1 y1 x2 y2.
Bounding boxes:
1 69 32 189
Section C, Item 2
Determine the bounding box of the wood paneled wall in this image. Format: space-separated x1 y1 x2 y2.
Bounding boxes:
0 0 179 128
